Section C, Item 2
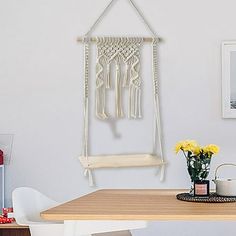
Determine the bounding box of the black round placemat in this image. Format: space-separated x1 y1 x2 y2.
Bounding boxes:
176 193 236 203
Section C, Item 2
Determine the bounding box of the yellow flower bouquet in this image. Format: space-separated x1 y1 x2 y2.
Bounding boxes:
175 140 219 194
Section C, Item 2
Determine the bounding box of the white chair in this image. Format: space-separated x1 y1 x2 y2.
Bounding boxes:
12 187 64 236
12 187 145 236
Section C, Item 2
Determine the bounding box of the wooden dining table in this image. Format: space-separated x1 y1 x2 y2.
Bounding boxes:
40 189 236 236
41 189 236 221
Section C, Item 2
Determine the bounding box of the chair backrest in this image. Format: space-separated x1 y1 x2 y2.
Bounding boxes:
12 187 59 225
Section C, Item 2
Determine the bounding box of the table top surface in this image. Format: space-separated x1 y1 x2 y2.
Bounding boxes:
41 189 236 221
0 223 28 229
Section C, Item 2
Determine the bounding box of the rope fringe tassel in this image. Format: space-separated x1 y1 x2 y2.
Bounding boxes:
95 37 143 119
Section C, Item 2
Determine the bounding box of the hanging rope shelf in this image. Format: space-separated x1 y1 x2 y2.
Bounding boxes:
77 0 166 186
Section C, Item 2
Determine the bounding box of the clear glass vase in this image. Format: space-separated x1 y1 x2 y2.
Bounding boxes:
187 157 211 195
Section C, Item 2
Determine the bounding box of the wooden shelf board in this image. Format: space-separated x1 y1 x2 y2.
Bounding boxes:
79 154 165 169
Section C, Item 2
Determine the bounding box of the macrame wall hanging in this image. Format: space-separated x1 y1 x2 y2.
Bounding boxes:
78 0 166 186
96 37 143 119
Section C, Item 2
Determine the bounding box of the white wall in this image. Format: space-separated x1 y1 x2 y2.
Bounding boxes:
1 0 236 235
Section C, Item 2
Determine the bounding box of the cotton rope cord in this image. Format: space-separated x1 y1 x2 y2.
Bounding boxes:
82 37 94 186
95 37 143 119
128 0 157 37
115 60 124 118
152 38 165 181
84 0 158 38
84 0 116 37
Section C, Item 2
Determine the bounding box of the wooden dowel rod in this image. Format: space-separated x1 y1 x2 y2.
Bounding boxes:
77 37 160 43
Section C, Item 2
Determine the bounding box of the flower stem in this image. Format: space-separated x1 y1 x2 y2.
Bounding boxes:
182 149 188 160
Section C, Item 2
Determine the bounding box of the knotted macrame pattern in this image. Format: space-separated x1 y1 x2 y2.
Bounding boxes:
95 37 143 119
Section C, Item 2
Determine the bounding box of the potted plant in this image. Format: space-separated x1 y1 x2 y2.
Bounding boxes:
175 140 219 195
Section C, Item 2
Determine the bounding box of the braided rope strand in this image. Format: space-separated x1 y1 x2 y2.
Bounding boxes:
152 38 165 181
83 38 89 158
82 37 94 186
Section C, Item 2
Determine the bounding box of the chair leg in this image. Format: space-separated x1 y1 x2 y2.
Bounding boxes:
93 230 132 236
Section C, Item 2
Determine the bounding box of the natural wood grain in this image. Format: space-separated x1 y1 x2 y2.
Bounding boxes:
0 223 28 229
79 154 165 169
41 189 236 221
77 37 160 43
